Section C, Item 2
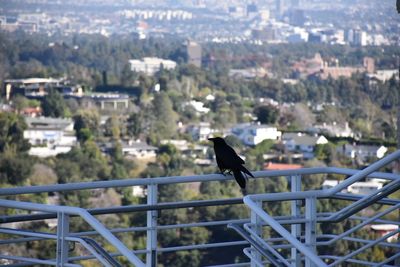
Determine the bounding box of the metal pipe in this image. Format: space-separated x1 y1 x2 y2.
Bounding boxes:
0 167 398 196
244 196 328 267
0 199 145 267
0 198 244 223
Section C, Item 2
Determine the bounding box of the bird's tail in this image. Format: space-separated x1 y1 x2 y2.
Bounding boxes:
232 169 246 189
239 165 254 178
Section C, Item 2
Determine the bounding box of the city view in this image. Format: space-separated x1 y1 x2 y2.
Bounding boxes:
0 0 399 266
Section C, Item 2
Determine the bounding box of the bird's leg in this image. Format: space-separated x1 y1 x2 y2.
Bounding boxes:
219 168 227 176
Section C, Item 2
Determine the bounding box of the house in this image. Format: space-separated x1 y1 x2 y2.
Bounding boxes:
338 144 388 161
282 132 328 159
187 122 214 141
264 162 302 170
231 123 282 146
129 57 177 75
121 141 157 159
23 116 77 157
187 100 210 114
347 181 383 195
3 77 82 100
369 224 398 242
229 67 268 80
20 107 42 117
367 69 399 82
132 186 146 197
322 180 339 190
80 93 130 111
308 122 354 138
161 139 208 158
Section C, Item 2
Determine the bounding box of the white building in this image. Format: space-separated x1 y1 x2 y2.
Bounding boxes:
322 179 339 190
347 181 383 195
187 100 210 114
309 122 354 138
367 69 399 82
338 144 388 161
282 132 328 159
188 122 214 141
129 57 177 75
232 123 282 146
121 141 157 159
24 117 77 157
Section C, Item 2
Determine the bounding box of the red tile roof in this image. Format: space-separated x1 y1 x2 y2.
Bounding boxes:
264 162 302 170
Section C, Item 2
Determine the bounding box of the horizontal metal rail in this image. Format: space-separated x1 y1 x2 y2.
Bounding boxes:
1 191 398 225
0 199 145 267
0 167 399 197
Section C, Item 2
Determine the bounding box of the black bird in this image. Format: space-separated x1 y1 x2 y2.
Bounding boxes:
208 137 254 189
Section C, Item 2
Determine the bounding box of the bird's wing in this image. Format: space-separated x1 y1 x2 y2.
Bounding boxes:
215 155 226 172
232 169 246 188
224 145 245 164
239 164 254 178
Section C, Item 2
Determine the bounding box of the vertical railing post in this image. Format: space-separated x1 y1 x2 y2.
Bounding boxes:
305 197 317 267
250 200 262 267
146 183 158 267
290 175 302 267
56 212 69 266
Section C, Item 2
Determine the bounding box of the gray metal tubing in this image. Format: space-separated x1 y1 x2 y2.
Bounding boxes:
206 260 261 267
326 149 400 195
244 196 328 267
248 150 400 203
319 235 400 249
72 218 250 237
375 252 400 267
228 223 286 267
3 190 396 225
321 255 377 266
0 236 40 245
158 240 248 253
0 198 244 224
1 166 399 197
329 193 399 206
322 203 400 245
242 223 291 266
68 240 249 262
329 229 400 267
0 199 145 267
243 248 265 267
0 227 118 267
326 179 400 222
349 216 400 226
0 254 80 267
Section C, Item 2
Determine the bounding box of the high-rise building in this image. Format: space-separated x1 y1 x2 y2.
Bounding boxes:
246 3 258 17
363 57 375 74
186 41 202 68
354 29 367 46
276 0 289 18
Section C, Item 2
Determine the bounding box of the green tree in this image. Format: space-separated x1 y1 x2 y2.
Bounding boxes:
42 88 69 118
126 112 143 139
0 149 34 185
152 92 178 139
0 112 30 153
104 115 121 140
254 104 280 124
73 109 100 142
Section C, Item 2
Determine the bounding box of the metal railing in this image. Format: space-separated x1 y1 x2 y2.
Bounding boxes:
241 150 400 267
0 150 399 266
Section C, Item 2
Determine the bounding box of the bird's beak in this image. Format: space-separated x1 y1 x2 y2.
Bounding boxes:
208 137 215 141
